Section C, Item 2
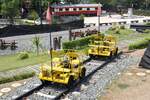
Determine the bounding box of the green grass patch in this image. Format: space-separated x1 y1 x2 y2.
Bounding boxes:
106 26 134 41
129 38 150 50
0 52 61 72
0 71 35 84
62 35 95 49
118 83 130 90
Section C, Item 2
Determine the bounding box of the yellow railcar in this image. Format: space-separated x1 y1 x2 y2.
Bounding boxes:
39 50 86 87
88 35 118 58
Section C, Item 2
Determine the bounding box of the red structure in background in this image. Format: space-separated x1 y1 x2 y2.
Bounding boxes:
50 4 102 16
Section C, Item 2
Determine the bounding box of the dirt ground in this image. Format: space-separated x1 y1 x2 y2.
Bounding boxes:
99 49 150 100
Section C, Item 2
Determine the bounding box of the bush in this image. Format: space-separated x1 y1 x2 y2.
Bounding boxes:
108 27 117 31
146 23 150 25
120 25 125 29
114 29 120 34
0 71 35 84
144 29 150 33
63 35 95 49
133 10 150 16
18 52 29 60
129 38 150 50
27 10 39 20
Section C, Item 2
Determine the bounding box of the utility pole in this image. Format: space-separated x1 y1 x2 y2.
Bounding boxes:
97 3 101 34
39 0 42 25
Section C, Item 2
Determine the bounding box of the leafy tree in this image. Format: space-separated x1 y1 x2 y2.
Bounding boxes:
1 0 20 24
32 36 41 55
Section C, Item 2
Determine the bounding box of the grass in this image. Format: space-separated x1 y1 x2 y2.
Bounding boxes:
129 38 150 50
0 51 64 72
105 27 135 41
117 83 130 90
0 71 35 84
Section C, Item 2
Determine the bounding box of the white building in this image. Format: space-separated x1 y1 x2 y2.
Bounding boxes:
84 15 150 27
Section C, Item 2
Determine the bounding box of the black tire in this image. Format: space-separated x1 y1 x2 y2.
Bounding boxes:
109 51 113 59
142 56 150 65
80 68 86 80
115 47 118 56
67 76 74 88
89 54 93 59
40 80 46 85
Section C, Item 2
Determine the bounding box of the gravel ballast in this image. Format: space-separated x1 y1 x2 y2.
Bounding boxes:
65 55 140 99
0 55 141 100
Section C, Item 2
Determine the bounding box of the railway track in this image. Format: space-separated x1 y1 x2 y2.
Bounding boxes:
0 52 122 100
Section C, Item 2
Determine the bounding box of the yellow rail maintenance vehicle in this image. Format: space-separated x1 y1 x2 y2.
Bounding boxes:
39 50 86 87
88 35 118 58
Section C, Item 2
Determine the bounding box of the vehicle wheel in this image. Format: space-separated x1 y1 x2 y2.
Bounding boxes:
67 76 74 88
80 68 86 80
115 47 118 56
40 80 46 85
109 51 113 59
89 54 94 59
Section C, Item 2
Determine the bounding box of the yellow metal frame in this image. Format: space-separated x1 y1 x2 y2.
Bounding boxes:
88 35 118 57
39 50 84 85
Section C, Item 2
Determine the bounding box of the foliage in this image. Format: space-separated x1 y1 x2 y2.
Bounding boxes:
144 29 150 33
80 14 85 20
0 0 19 24
146 23 150 25
0 52 52 72
18 52 29 60
28 10 39 20
63 35 95 49
133 10 150 16
120 25 125 29
32 36 41 55
118 83 129 89
129 38 150 50
0 71 35 84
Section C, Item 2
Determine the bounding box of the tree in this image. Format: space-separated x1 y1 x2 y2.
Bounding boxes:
32 36 41 55
1 0 20 24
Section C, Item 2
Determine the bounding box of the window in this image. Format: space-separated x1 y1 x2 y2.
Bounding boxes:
79 8 82 10
87 8 90 10
66 8 69 11
90 8 95 10
59 8 63 11
73 8 76 11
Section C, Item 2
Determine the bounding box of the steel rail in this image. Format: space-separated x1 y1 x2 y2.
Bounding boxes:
15 52 122 100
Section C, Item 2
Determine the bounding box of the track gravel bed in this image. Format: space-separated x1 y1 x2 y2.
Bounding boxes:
64 55 141 99
27 60 105 100
0 54 140 100
0 77 42 100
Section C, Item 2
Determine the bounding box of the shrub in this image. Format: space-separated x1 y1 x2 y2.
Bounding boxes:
108 27 117 31
144 29 150 33
0 77 15 84
114 29 120 34
32 36 41 55
63 35 95 49
129 38 150 50
120 25 125 29
0 71 35 84
18 52 29 60
27 10 39 20
146 23 150 25
133 10 150 16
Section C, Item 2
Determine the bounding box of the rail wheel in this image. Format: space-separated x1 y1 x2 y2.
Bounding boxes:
89 54 94 59
67 76 74 88
115 47 118 56
40 80 46 85
80 68 86 80
109 51 113 59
